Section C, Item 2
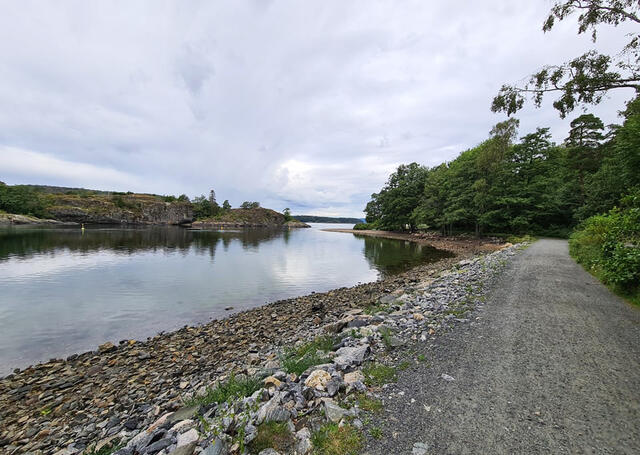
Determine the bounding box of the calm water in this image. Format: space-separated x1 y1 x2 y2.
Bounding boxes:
0 224 450 375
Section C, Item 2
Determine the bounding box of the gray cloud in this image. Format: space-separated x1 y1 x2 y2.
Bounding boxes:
0 0 634 216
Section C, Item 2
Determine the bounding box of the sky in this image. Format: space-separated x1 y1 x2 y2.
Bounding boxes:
0 1 635 217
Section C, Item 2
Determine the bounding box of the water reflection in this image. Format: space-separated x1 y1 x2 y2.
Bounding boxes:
0 225 451 374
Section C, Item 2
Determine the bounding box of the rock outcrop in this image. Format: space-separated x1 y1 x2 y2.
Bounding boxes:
191 208 310 229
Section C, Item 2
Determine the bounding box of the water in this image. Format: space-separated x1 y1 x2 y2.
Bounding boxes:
0 223 451 375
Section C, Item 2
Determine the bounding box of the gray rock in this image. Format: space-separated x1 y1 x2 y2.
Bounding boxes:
255 393 290 425
143 438 172 454
176 429 198 447
333 344 369 370
167 406 198 424
202 438 229 455
258 450 281 455
412 442 430 455
169 442 196 455
323 399 349 423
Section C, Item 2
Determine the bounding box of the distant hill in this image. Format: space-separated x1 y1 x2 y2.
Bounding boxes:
293 215 364 224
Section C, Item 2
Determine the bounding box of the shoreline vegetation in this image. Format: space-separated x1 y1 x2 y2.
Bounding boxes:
0 232 507 453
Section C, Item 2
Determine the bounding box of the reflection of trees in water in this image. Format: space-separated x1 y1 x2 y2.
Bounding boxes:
360 235 453 275
0 227 288 261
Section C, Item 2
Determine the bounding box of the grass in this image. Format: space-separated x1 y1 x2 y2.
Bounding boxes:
379 327 394 349
354 393 383 412
364 302 391 315
362 362 397 387
184 374 261 407
248 421 295 454
312 423 363 455
280 335 337 375
370 426 383 439
397 360 411 371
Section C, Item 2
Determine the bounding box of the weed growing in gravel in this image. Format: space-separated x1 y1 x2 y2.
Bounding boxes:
184 374 261 406
363 363 397 386
364 301 392 315
379 327 394 349
397 360 411 371
249 421 295 453
370 426 383 439
280 335 338 375
312 423 362 455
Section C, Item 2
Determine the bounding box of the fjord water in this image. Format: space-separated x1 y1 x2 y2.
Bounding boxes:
0 224 450 375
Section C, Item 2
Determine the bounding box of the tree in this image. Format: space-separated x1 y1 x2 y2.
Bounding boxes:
209 189 217 206
240 201 260 209
177 194 190 202
492 0 640 117
222 200 231 210
192 194 220 219
565 114 606 204
283 207 292 221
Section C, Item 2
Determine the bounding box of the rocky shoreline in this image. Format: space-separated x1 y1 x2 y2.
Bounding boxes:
0 213 77 226
0 235 510 454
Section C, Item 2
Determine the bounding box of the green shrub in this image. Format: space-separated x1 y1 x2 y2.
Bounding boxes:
353 223 372 230
248 421 294 454
280 335 337 375
570 188 640 304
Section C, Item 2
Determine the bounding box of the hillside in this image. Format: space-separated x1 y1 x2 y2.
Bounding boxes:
0 184 192 225
191 207 310 229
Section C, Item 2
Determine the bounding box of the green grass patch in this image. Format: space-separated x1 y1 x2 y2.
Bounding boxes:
397 360 411 371
248 421 295 454
379 327 394 349
369 426 383 439
312 423 363 455
280 335 338 375
184 374 261 407
363 363 397 387
364 302 392 315
354 393 383 412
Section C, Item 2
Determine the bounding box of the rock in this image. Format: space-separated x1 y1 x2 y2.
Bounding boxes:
441 374 455 382
168 406 198 423
258 450 281 455
256 394 290 424
247 353 260 365
333 344 369 369
323 399 349 423
263 376 282 388
202 438 229 455
413 313 425 321
304 370 331 390
176 429 198 447
123 417 140 430
143 438 172 454
98 342 116 353
326 378 341 397
169 442 197 455
343 371 365 384
412 442 430 454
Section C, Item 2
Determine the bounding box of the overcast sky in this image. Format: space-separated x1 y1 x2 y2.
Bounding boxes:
0 1 634 217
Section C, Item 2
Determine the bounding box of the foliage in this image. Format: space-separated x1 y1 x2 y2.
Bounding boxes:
192 194 220 220
0 183 47 217
184 374 261 406
570 188 640 304
279 335 337 375
311 423 363 455
222 199 231 210
492 0 639 117
353 222 374 230
353 393 383 412
240 201 260 209
248 421 294 454
283 207 292 221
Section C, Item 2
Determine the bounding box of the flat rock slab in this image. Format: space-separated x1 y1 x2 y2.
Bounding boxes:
365 239 640 454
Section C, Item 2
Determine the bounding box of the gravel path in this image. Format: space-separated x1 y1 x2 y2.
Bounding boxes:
365 239 640 454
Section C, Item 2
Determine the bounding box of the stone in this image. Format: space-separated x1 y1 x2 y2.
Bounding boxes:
143 437 172 454
326 378 341 397
323 399 349 423
98 342 116 353
295 428 312 454
413 313 425 321
258 450 281 455
202 438 229 455
168 406 198 423
412 442 430 455
255 394 290 424
333 344 369 369
176 429 198 447
304 370 331 390
247 353 260 365
343 371 365 384
169 442 197 455
263 376 282 388
441 374 455 382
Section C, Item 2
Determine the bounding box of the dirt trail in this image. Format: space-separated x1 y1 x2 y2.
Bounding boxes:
365 239 640 454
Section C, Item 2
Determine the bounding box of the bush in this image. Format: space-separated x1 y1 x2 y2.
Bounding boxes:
353 223 371 230
570 188 640 304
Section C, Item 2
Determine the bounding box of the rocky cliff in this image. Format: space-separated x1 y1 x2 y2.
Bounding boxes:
43 194 193 225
